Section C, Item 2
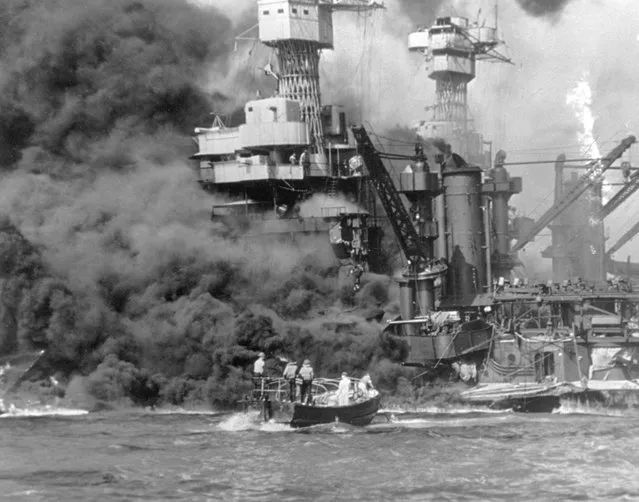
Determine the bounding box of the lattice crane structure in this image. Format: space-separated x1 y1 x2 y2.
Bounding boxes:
599 162 638 220
512 135 636 253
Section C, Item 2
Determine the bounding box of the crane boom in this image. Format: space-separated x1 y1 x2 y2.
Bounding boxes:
606 220 639 259
511 135 636 252
351 126 426 264
599 167 639 220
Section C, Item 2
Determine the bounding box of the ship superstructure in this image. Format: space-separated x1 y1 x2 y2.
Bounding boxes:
335 10 639 411
352 121 639 410
193 0 385 274
408 14 511 166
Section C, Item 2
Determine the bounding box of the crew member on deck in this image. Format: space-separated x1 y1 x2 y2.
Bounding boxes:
298 359 314 405
253 352 265 377
282 360 299 402
336 372 351 406
253 352 266 393
357 373 374 398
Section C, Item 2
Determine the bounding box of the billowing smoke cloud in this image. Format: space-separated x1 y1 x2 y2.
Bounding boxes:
8 0 636 408
0 0 234 172
0 0 411 408
396 0 448 22
321 3 433 133
515 0 574 18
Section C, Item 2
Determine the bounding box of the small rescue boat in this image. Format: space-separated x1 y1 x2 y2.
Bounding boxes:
240 377 382 428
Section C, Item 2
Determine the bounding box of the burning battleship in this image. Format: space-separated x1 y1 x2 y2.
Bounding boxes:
192 0 387 284
359 14 639 412
193 2 639 411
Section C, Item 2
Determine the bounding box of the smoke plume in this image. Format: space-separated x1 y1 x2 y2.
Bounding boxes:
515 0 574 19
6 0 636 408
0 0 412 408
395 0 448 22
0 0 233 172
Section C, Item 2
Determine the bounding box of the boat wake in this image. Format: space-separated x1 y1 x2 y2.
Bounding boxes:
380 405 512 415
145 407 229 416
0 402 88 418
217 412 292 432
553 399 626 417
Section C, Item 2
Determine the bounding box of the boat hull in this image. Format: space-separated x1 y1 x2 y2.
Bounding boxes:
243 394 382 427
290 394 382 428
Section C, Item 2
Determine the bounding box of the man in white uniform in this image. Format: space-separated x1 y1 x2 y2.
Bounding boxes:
336 372 351 406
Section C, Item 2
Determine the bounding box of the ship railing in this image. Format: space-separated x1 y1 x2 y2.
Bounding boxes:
248 377 369 402
320 206 347 218
311 378 378 405
249 377 290 401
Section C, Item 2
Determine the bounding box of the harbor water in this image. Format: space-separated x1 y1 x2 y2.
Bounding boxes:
1 403 638 501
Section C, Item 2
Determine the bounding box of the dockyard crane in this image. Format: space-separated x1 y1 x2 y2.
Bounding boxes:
606 221 639 260
511 135 636 253
598 163 639 220
350 126 440 273
351 125 447 318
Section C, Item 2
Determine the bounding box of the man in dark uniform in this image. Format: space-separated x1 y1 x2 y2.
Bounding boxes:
282 360 298 402
298 359 314 405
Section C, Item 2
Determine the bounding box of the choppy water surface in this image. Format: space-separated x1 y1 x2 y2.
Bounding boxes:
1 402 638 501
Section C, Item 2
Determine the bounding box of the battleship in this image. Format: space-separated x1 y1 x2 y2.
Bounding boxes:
193 2 639 411
192 0 387 284
355 14 639 412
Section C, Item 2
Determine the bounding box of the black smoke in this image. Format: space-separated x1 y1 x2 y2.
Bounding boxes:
516 0 574 18
0 0 413 409
0 0 233 172
396 0 447 24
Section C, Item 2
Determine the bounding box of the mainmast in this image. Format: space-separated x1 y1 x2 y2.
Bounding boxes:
408 13 511 165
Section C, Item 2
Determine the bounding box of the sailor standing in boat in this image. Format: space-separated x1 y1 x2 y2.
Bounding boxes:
253 352 266 394
357 373 374 398
298 359 314 404
282 359 298 402
336 372 351 406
